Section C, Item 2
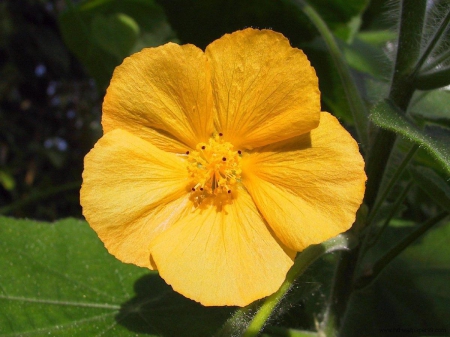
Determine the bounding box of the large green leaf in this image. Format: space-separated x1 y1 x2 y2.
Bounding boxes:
0 217 233 336
341 220 450 336
370 99 450 175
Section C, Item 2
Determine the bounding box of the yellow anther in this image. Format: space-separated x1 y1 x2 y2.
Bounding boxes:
186 133 241 203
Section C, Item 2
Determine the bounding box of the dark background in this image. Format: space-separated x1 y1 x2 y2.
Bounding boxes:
0 0 390 220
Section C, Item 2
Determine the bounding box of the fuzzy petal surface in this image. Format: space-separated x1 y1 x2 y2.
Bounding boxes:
242 112 366 251
149 188 295 307
206 28 320 149
102 43 214 152
80 129 190 268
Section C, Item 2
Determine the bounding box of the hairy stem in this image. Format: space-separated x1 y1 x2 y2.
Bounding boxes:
365 0 426 208
242 234 357 337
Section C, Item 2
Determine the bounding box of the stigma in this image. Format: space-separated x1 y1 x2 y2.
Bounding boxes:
186 133 242 204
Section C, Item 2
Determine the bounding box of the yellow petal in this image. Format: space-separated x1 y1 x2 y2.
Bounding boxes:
80 129 190 268
149 188 295 307
242 112 366 251
102 43 214 152
205 28 320 149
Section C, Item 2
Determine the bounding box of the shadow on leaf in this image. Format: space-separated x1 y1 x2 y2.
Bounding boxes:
341 233 450 337
116 273 235 337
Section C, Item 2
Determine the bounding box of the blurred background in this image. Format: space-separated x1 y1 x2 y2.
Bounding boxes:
0 0 409 220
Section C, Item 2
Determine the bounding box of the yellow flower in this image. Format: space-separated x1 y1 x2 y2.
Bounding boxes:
80 28 366 307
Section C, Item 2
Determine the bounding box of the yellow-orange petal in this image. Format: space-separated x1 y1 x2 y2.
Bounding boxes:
80 129 190 268
242 112 366 251
102 43 214 152
205 28 320 149
149 188 295 307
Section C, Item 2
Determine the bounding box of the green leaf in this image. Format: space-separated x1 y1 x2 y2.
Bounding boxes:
356 212 447 290
309 0 369 41
293 0 370 150
91 13 139 60
156 0 316 49
357 30 397 46
58 6 121 89
238 234 357 337
412 8 450 90
342 34 392 79
415 66 450 90
157 0 368 49
410 166 450 212
58 0 175 89
411 90 450 128
388 0 427 110
394 219 450 326
341 220 450 336
0 217 233 336
304 41 354 124
370 99 450 175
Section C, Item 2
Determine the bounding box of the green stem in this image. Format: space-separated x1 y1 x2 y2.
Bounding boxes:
242 234 357 337
389 0 426 109
367 144 418 225
365 180 413 251
292 0 369 150
213 301 259 337
338 1 429 332
415 65 450 90
354 212 448 290
364 129 397 208
365 0 426 208
422 48 450 72
318 251 345 337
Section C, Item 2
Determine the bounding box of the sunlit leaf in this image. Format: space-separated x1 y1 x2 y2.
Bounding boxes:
370 99 450 175
0 217 233 336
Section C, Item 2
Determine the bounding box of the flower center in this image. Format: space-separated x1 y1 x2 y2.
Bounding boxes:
186 133 241 204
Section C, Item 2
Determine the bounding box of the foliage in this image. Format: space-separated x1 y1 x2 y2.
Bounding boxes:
0 217 233 336
1 0 449 336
